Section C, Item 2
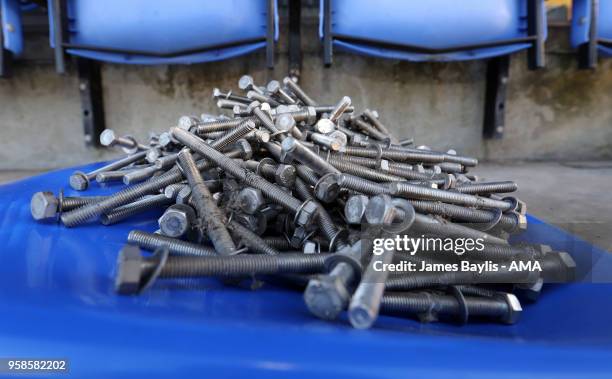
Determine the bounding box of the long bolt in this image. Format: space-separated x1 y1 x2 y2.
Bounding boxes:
455 181 518 195
177 149 237 256
128 230 216 256
281 137 340 176
101 194 172 225
349 245 395 329
116 246 330 294
390 182 514 211
69 150 148 191
362 109 398 144
328 96 352 123
283 77 317 106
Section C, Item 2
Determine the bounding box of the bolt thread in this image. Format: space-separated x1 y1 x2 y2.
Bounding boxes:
156 253 329 278
351 118 388 141
410 200 519 232
283 138 340 176
456 285 500 298
326 157 404 182
101 194 171 225
210 120 256 150
336 174 392 196
390 182 512 211
380 293 508 319
385 266 537 290
411 213 508 245
455 181 518 195
253 108 281 134
61 196 108 211
228 219 280 255
340 146 445 164
296 165 320 186
128 230 215 256
87 150 148 177
123 166 159 185
263 236 292 251
194 117 258 134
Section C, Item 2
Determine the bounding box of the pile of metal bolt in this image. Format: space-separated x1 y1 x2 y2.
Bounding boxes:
30 75 576 329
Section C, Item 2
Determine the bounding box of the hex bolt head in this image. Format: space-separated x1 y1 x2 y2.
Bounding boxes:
274 164 296 188
158 204 196 238
314 174 340 203
344 195 369 224
276 113 296 133
30 191 59 220
69 171 90 191
303 275 351 320
294 199 319 228
115 245 145 295
236 187 265 215
266 80 281 93
303 240 320 254
99 129 116 147
500 293 522 324
364 195 397 225
178 116 199 131
315 119 335 134
515 278 544 303
234 139 253 160
238 75 255 91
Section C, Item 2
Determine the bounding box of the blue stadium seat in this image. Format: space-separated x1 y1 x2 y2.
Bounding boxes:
319 0 547 139
45 0 278 147
572 0 612 68
47 0 278 70
320 0 546 67
0 0 24 77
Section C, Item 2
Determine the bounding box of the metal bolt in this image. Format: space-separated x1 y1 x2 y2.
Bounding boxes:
283 77 317 106
381 292 522 325
69 150 148 191
158 204 196 238
101 194 172 225
177 148 237 256
115 245 329 294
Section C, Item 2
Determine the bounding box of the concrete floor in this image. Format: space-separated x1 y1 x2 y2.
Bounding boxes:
2 161 610 252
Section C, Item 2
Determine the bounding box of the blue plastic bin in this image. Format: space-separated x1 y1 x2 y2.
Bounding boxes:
1 163 611 378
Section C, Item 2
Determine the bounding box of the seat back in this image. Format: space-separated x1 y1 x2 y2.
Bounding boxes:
320 0 546 65
48 0 278 66
572 0 612 68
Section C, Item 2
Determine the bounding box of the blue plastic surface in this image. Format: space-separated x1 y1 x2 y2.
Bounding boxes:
1 164 612 378
572 0 612 57
47 0 278 65
1 0 23 55
320 0 547 62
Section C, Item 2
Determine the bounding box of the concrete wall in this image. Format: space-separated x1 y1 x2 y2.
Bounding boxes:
0 10 610 170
